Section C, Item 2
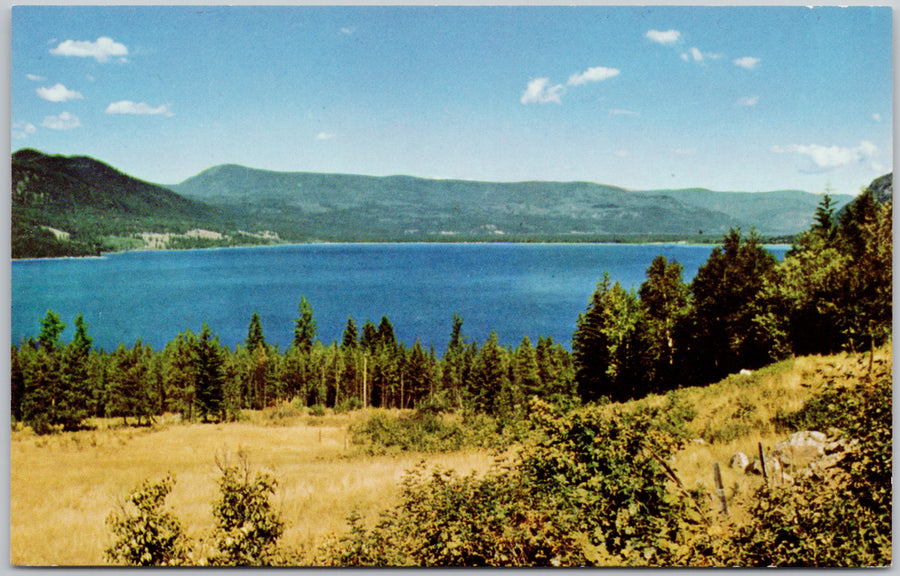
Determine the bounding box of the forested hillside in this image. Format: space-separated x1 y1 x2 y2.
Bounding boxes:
173 163 853 240
10 148 862 258
11 149 277 258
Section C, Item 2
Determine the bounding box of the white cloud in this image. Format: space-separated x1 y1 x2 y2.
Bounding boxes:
36 83 83 102
682 47 721 63
41 111 81 130
608 108 639 116
12 121 37 139
734 56 760 69
872 113 882 122
316 131 336 140
646 29 681 44
736 96 759 107
567 66 620 86
105 100 173 116
672 147 696 155
26 74 46 81
614 149 629 158
340 27 355 35
521 77 565 105
771 140 878 171
50 37 128 63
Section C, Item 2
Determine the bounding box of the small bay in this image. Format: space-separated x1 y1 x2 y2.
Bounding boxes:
11 243 788 352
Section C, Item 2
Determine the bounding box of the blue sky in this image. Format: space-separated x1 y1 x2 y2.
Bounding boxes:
10 5 893 196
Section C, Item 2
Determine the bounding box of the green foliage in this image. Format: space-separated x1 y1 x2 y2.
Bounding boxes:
333 399 710 566
105 474 190 566
208 455 286 566
350 409 500 454
733 358 892 566
292 296 317 352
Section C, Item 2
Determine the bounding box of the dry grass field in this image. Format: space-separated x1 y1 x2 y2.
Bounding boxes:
11 345 889 566
10 409 496 566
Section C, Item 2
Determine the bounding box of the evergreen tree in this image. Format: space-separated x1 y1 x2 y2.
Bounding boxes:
512 336 542 399
468 331 508 415
245 312 266 352
573 275 646 403
194 324 226 421
687 228 778 382
360 320 379 352
292 296 317 352
38 309 66 352
342 316 359 349
638 256 689 392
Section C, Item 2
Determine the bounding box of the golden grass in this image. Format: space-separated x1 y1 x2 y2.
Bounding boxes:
12 346 890 565
10 410 496 566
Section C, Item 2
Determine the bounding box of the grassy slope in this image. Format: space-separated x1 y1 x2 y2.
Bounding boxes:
10 345 890 565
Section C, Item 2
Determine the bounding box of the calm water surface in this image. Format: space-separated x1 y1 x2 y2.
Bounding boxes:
11 243 788 352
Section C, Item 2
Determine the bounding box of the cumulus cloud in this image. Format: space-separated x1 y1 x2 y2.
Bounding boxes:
316 131 336 140
26 74 46 81
36 83 83 102
646 29 681 44
50 37 128 63
105 100 173 116
734 56 760 69
736 96 759 107
521 77 565 105
12 121 37 139
41 111 81 130
567 66 620 86
771 140 878 172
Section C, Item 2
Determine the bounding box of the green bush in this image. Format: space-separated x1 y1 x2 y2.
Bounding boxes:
104 474 190 566
733 360 892 566
208 456 286 566
330 398 712 566
349 409 503 454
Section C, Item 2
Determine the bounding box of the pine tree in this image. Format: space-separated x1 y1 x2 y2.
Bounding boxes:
292 296 317 353
245 312 266 352
342 316 359 349
194 324 225 421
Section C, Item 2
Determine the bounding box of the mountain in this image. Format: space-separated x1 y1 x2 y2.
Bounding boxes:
11 148 863 259
173 165 850 241
11 149 251 258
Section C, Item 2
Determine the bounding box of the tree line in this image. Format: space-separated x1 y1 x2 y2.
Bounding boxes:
11 182 891 433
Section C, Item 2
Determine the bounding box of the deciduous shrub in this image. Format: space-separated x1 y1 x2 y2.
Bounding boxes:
733 359 892 566
105 474 190 566
328 398 714 566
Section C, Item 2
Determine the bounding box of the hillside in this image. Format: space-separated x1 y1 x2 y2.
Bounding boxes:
11 148 867 258
173 165 852 241
11 150 275 258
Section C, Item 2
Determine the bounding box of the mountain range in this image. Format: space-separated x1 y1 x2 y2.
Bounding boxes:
12 148 861 258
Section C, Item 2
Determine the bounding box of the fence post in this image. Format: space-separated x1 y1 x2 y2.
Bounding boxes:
713 462 729 516
758 441 769 484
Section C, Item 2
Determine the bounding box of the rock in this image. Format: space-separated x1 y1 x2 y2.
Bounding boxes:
773 430 827 466
747 456 782 477
739 369 753 376
729 452 750 471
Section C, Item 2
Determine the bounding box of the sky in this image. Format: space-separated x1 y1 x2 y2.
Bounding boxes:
9 5 894 197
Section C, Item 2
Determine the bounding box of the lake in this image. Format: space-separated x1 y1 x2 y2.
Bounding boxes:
11 243 788 353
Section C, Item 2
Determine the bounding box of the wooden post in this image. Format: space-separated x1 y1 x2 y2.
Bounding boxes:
758 442 769 484
362 353 367 410
713 462 729 516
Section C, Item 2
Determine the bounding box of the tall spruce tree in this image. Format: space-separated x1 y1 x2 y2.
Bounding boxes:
194 324 225 421
292 297 317 352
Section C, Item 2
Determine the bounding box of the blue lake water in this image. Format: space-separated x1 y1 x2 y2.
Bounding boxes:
11 243 788 353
